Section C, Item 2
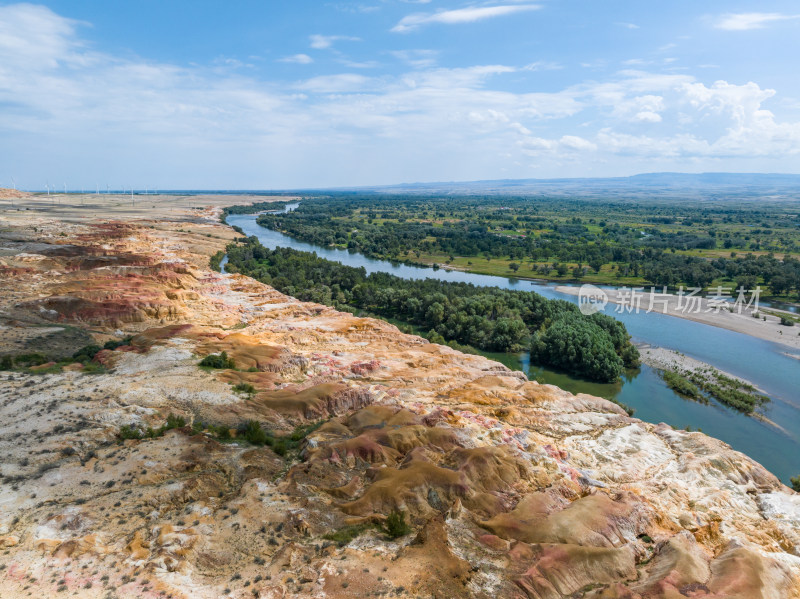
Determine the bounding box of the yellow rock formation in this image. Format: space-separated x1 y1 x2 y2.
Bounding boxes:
0 200 798 598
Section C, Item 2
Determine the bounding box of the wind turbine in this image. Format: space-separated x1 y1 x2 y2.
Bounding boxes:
10 176 16 191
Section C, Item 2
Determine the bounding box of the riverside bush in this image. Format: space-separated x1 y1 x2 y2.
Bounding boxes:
661 370 702 399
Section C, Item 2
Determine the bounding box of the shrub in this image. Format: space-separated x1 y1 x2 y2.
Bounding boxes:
11 352 48 368
780 317 795 327
271 439 287 456
103 336 133 351
118 425 143 440
199 351 235 369
662 371 701 399
119 414 184 441
72 344 102 363
791 475 800 493
232 382 256 395
323 523 374 546
384 510 411 539
239 420 269 446
164 414 186 430
208 424 232 440
81 362 107 374
290 421 324 442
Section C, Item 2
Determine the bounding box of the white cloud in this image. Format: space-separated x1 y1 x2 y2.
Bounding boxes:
336 58 380 69
518 77 800 161
331 3 381 13
392 4 541 33
522 61 562 72
519 134 597 155
580 59 608 70
309 34 360 49
616 22 639 30
3 3 800 187
610 93 665 123
715 13 800 31
560 135 597 151
634 111 662 123
403 64 516 89
278 54 313 64
0 3 89 69
296 73 373 93
390 49 438 68
594 130 709 157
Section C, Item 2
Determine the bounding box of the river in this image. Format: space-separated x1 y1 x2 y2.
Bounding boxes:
226 208 800 483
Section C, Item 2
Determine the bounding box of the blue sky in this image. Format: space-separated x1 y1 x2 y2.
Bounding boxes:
2 1 800 189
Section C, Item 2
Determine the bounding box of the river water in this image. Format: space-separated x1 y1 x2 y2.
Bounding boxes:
226 209 800 483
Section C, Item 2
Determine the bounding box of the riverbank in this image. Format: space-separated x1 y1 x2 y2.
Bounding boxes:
638 344 763 391
556 284 800 351
290 241 800 330
637 344 780 422
227 210 800 481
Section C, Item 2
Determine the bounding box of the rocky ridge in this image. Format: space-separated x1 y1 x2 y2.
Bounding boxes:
0 206 799 598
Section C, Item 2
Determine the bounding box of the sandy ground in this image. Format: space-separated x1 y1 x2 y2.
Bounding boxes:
0 192 294 268
637 344 759 389
556 284 800 351
2 190 800 598
0 192 297 224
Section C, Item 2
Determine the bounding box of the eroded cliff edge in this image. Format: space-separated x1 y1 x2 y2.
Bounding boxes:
1 205 799 598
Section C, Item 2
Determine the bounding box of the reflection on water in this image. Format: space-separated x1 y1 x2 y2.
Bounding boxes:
226 212 800 483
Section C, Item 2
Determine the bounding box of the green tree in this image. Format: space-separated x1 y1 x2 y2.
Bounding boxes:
384 510 411 539
425 302 445 326
531 313 624 382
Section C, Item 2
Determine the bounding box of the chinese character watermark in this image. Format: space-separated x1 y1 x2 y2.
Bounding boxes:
577 284 761 315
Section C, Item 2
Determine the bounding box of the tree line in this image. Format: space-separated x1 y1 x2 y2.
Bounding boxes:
256 196 800 297
223 236 639 382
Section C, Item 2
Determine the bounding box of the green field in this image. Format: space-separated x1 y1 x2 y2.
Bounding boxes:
253 194 800 302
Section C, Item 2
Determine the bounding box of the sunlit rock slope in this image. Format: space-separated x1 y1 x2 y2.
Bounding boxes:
1 205 798 598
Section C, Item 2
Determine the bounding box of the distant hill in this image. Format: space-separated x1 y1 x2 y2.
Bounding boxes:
327 173 800 201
